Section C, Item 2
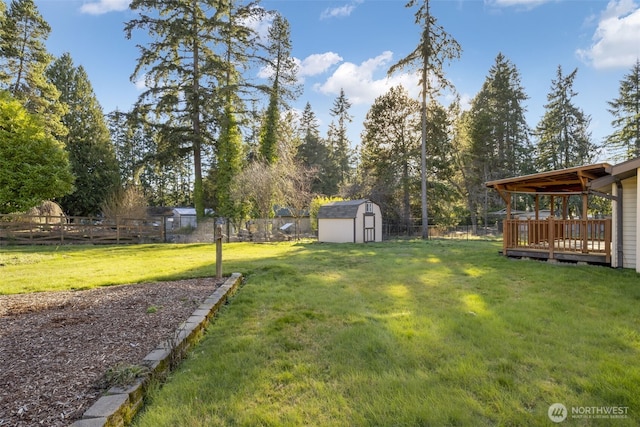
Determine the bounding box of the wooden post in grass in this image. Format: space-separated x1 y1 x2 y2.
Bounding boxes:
216 224 223 279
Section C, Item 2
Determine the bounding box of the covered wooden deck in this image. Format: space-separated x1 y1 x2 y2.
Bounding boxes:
486 164 613 265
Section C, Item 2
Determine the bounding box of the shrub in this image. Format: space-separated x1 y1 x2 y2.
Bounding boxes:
309 195 344 231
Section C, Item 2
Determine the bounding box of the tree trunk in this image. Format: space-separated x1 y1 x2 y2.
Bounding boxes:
403 160 412 235
191 5 204 219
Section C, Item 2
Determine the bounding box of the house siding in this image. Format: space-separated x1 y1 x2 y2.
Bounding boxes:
622 176 637 270
612 183 620 268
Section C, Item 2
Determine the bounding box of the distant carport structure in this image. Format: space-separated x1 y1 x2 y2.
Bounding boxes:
317 199 382 243
485 163 613 264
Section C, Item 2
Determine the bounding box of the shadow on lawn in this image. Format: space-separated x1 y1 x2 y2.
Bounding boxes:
136 239 640 426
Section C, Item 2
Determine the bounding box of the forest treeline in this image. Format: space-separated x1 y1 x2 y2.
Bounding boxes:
1 0 639 235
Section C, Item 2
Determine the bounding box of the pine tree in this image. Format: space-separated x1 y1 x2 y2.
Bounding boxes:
470 53 531 179
259 95 279 164
606 59 640 161
258 13 300 164
205 4 260 220
535 66 596 171
462 53 531 229
47 53 121 216
296 102 330 194
206 103 243 218
126 0 258 218
0 0 66 137
326 88 353 191
449 97 480 230
387 0 461 238
360 86 421 233
108 109 136 184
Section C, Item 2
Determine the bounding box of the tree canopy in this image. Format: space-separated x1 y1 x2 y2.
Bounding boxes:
606 60 640 161
0 0 66 137
0 90 74 214
387 0 461 238
535 66 596 171
47 53 121 216
0 0 632 235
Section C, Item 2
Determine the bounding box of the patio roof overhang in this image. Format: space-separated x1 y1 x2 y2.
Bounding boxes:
485 163 612 202
589 157 640 192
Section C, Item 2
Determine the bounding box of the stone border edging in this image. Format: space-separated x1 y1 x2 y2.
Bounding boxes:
70 273 243 427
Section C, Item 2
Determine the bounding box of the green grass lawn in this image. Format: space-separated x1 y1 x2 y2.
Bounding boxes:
3 240 640 425
0 242 282 294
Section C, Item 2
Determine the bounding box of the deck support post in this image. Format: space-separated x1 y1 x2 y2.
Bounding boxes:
548 216 555 260
582 193 589 254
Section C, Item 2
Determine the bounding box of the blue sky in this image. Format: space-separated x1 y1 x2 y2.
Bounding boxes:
35 0 640 162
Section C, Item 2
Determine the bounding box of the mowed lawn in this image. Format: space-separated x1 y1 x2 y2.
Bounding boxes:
3 240 640 425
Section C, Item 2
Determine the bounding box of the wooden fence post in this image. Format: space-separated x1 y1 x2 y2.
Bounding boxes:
216 224 223 279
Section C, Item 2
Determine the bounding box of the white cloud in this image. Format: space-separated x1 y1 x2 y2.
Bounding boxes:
320 0 363 20
459 93 473 111
80 0 130 15
298 52 343 77
257 66 273 80
240 7 272 42
314 51 420 105
257 52 343 82
577 0 640 69
134 74 147 90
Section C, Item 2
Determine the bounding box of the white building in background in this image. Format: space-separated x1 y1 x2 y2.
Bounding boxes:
317 199 382 243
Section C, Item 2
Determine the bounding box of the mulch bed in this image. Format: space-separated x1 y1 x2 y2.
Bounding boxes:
0 277 225 427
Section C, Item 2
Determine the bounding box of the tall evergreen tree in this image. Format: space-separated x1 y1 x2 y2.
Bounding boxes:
47 53 120 216
605 59 640 161
449 97 480 230
296 102 330 194
470 53 531 179
108 109 137 184
535 66 596 171
360 86 421 233
206 103 243 217
126 0 257 218
207 3 265 218
0 0 66 137
258 13 300 164
325 88 353 192
462 53 531 229
388 0 461 238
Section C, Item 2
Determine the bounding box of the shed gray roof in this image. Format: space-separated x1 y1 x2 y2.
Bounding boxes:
317 199 370 219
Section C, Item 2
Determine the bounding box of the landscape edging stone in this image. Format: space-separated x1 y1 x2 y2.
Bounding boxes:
70 272 243 427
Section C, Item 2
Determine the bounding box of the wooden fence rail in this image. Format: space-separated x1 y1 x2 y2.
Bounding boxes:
0 214 165 245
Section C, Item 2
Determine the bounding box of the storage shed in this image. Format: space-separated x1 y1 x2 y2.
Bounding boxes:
317 199 382 243
171 208 213 230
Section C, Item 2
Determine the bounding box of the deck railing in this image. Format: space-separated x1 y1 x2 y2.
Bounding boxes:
503 218 611 262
